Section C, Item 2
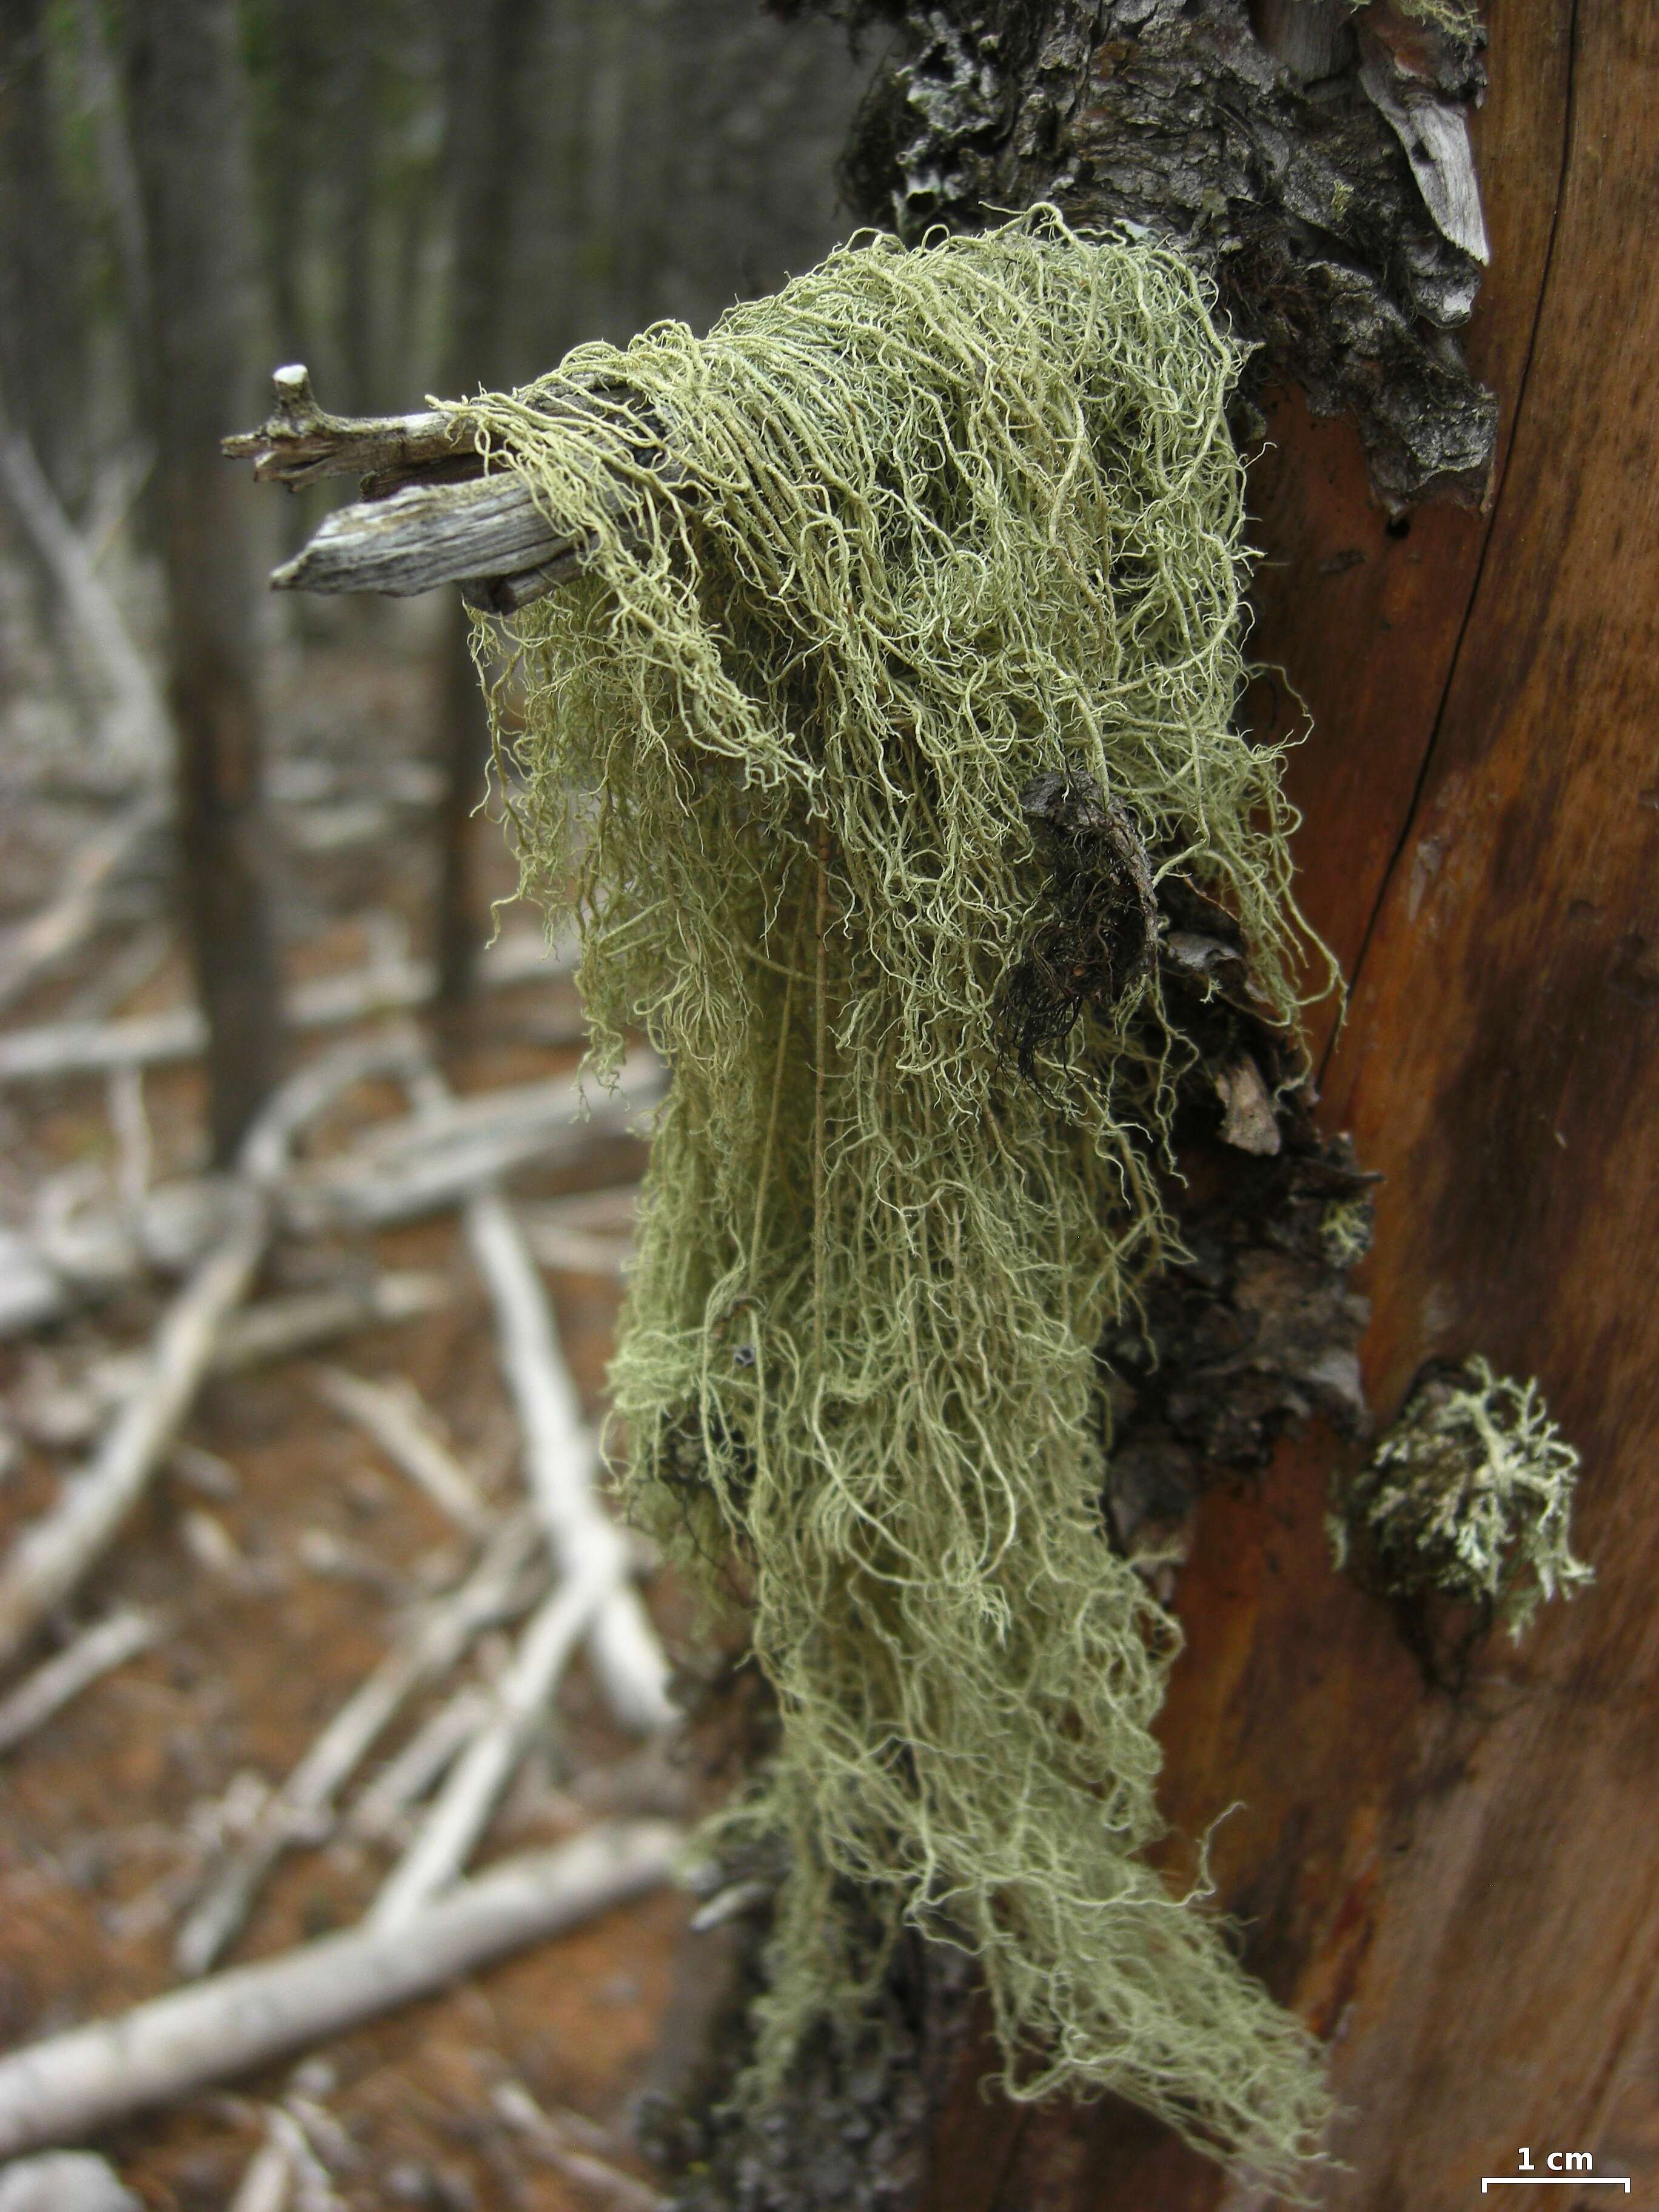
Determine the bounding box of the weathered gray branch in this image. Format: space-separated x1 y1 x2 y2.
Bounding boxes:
0 1035 424 1668
270 472 588 600
221 364 469 491
0 1823 683 2157
225 364 682 608
174 1508 543 1977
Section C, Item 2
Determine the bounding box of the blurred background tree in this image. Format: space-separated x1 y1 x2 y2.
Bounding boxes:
0 0 875 1136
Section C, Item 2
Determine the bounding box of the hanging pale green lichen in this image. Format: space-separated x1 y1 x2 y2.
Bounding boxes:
1356 0 1480 32
1336 1358 1591 1638
454 209 1333 2185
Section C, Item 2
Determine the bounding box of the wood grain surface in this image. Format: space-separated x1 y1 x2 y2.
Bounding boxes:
938 4 1659 2207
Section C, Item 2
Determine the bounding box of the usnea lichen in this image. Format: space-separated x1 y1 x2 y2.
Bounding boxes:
458 210 1332 2184
1336 1359 1590 1638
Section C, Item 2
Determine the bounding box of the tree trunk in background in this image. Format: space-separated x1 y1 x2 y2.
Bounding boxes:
126 0 283 1162
661 5 1654 2208
0 0 90 506
335 7 381 420
433 0 532 1016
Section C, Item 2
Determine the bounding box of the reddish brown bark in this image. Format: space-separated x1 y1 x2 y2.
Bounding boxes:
938 4 1659 2205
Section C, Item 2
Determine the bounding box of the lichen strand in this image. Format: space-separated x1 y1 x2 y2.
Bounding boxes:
1339 1359 1592 1638
458 212 1331 2184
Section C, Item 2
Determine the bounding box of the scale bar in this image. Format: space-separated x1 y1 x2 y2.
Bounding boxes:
1481 2182 1629 2192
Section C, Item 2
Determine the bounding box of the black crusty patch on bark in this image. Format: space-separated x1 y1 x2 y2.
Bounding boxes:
785 0 1496 511
1002 768 1159 1076
1099 902 1378 1555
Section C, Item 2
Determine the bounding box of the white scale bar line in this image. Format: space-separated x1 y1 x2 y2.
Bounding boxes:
1481 2182 1629 2191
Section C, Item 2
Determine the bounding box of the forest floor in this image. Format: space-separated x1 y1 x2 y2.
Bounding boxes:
0 581 697 2211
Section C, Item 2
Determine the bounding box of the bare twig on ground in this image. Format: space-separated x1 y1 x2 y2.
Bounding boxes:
0 796 170 1021
0 1608 164 1756
227 2124 295 2212
0 926 571 1085
0 409 169 777
175 1510 542 1977
0 411 171 1014
312 1368 493 1539
107 1064 152 1227
2 1277 452 1456
263 2108 341 2212
210 1272 454 1374
287 1051 662 1238
492 2080 667 2212
61 918 172 1025
687 1878 774 1935
0 1188 266 1671
0 2150 141 2212
458 1173 673 1736
346 1682 492 1842
0 1034 422 1669
0 1057 655 1342
370 1557 616 1928
518 1215 634 1278
518 1184 641 1273
0 1822 683 2157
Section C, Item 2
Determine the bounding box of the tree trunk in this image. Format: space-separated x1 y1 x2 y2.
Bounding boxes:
802 2 1656 2207
432 0 534 1017
224 1 1655 2197
0 0 90 511
126 0 283 1162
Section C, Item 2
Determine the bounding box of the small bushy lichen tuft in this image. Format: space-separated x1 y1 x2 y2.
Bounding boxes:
1340 1358 1590 1637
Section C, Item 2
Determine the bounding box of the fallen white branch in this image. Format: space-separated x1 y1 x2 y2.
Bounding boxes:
227 2124 295 2212
371 1558 615 1928
107 1064 152 1226
0 1035 422 1669
0 795 169 1020
0 409 169 776
346 1681 492 1842
174 1510 542 1977
0 1229 74 1336
4 1277 451 1457
492 2080 666 2212
0 1190 265 1672
0 1058 656 1341
281 1050 663 1239
518 1213 634 1279
0 927 572 1085
312 1367 492 1539
261 2107 340 2212
0 1607 163 1756
0 1823 680 2157
463 1182 674 1736
0 412 170 1014
212 1271 453 1373
0 2150 141 2212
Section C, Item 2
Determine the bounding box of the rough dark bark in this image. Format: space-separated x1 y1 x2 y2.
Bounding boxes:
802 0 1496 511
626 1655 978 2212
126 0 284 1162
626 8 1496 2202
